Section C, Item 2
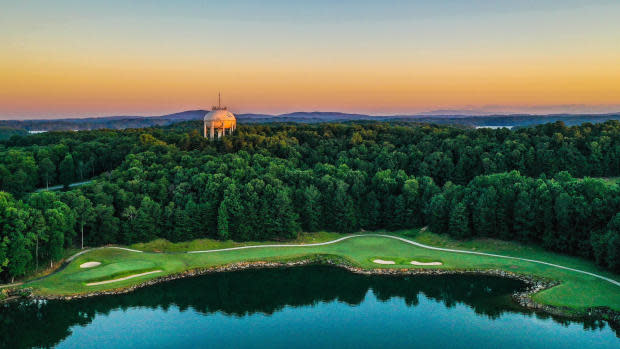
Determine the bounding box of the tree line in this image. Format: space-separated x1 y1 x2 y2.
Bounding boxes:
1 121 619 282
0 129 141 196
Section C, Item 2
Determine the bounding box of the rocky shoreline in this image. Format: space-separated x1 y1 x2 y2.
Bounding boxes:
15 256 620 324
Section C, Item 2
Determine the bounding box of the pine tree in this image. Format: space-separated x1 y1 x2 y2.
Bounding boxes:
391 195 407 230
272 188 300 239
513 190 535 241
449 202 470 238
302 185 321 232
172 206 192 242
135 196 161 242
332 182 356 234
473 188 497 236
219 183 243 239
428 194 448 234
217 201 230 240
58 154 75 189
604 213 620 272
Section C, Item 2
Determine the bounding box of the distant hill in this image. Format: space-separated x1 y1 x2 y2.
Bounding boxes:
1 110 619 132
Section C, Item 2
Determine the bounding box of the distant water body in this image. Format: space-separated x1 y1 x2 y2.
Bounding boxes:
1 266 617 348
475 125 514 129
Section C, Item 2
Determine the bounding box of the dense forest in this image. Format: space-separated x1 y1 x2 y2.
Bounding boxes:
1 120 619 282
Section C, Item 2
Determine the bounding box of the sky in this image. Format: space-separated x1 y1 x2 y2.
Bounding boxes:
1 0 619 119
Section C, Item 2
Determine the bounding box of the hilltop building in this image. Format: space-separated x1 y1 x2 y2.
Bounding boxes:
204 93 236 140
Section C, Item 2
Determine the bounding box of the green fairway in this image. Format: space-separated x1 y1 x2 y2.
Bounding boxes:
24 230 620 313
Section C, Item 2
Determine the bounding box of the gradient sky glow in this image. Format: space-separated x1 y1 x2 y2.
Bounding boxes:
1 0 620 118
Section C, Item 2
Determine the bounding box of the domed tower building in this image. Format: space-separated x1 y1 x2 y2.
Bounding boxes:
204 93 236 140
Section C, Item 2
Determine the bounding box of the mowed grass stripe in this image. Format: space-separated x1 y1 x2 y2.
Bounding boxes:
86 270 163 286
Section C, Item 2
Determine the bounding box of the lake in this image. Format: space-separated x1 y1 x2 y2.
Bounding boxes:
1 266 617 348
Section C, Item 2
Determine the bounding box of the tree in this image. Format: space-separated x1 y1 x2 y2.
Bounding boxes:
331 181 356 234
428 194 448 234
29 210 46 271
63 192 94 249
271 188 300 239
513 190 535 241
591 230 608 268
391 194 407 230
604 213 620 272
302 185 321 232
350 132 363 145
43 203 75 266
473 188 497 236
0 236 8 274
449 202 470 238
550 192 573 252
39 158 56 190
402 178 421 227
134 196 161 242
58 154 75 188
170 205 192 242
220 183 243 239
217 201 230 240
3 200 32 283
121 205 138 244
88 205 119 245
8 234 31 283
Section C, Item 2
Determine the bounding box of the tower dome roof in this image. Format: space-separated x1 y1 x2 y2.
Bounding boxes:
204 109 236 122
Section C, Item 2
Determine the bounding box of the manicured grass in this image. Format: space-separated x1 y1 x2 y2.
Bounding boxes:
129 231 344 252
24 230 620 313
405 230 620 310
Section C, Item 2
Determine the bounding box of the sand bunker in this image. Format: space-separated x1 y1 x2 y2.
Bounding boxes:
86 270 163 286
373 259 396 265
80 262 101 268
410 260 442 266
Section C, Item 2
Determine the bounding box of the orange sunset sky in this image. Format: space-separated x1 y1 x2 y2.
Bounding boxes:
1 1 619 118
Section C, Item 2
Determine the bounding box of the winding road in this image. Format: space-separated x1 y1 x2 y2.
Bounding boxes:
56 234 620 288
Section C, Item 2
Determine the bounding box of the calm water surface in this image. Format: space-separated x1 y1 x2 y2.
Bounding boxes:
1 266 617 348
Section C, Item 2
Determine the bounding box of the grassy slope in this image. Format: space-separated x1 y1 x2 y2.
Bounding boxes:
129 231 344 252
25 230 620 313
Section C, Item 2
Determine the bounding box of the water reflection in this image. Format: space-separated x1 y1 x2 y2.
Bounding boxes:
0 266 616 348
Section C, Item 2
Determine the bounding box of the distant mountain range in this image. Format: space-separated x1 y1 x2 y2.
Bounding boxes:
1 110 619 133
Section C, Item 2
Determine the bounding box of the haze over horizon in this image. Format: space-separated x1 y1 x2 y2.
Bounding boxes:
2 1 619 119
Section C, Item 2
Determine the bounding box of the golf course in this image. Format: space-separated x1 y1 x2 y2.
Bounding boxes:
20 229 620 314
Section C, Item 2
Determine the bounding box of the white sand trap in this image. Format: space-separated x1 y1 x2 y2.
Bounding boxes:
373 259 396 265
80 262 101 268
410 260 442 266
86 270 163 286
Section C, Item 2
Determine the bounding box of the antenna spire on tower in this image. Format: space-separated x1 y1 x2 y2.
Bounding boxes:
218 92 221 109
